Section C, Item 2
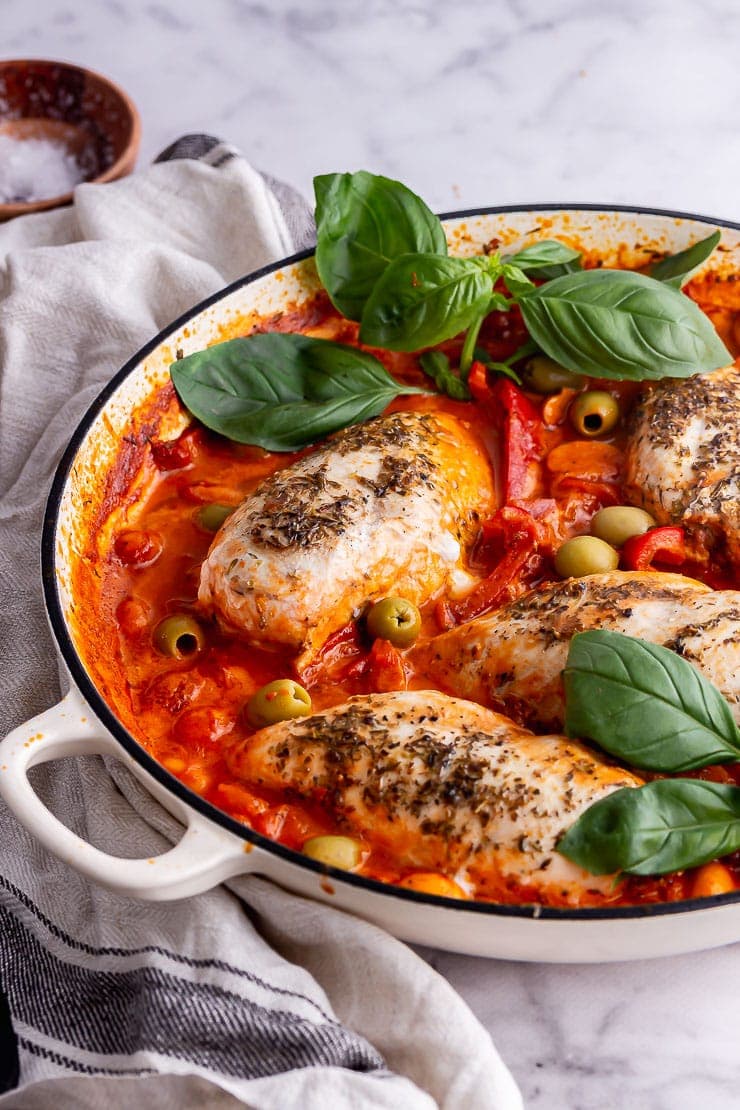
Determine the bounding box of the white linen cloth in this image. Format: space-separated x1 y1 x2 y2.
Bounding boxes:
0 142 523 1110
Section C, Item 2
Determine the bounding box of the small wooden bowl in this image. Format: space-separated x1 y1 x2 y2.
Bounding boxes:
0 59 141 221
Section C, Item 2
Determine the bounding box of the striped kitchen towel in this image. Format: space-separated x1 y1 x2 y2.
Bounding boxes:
0 137 522 1110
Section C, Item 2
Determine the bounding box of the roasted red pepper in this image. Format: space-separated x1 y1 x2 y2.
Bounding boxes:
297 620 363 686
367 638 407 692
621 526 686 571
469 363 544 502
452 506 540 623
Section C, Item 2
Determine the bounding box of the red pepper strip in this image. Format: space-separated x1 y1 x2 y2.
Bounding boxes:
468 359 495 404
297 620 362 686
469 363 544 502
452 506 540 624
434 596 456 632
622 526 686 571
367 638 407 692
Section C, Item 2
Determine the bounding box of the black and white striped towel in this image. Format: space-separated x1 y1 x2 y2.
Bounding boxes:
0 137 522 1110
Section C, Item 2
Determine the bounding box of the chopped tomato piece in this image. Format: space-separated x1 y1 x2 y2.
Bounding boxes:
298 620 364 686
478 302 529 360
172 706 233 748
622 526 686 570
452 506 540 623
151 431 198 471
215 782 272 820
251 802 328 848
434 596 456 632
114 529 163 567
116 595 151 637
367 638 407 692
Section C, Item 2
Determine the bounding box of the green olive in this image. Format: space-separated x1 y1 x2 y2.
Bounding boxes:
195 503 234 532
366 596 422 648
246 679 312 728
153 614 206 658
554 535 619 578
303 835 363 871
591 505 656 547
569 390 620 437
523 355 585 393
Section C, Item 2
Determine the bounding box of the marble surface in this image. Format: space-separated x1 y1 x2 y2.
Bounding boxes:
5 0 740 1106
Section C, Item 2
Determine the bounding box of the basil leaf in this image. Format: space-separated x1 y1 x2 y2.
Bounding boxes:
501 263 535 299
519 268 731 380
564 630 740 771
650 229 721 289
507 239 583 280
314 171 448 321
558 779 740 876
170 333 427 451
489 291 513 312
360 254 493 352
473 347 523 385
419 351 471 400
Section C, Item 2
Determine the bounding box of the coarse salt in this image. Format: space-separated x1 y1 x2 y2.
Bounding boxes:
0 133 86 204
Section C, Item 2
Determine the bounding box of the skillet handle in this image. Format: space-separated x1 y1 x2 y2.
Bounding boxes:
0 690 254 900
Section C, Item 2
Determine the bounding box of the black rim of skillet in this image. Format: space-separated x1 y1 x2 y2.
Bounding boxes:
42 202 740 922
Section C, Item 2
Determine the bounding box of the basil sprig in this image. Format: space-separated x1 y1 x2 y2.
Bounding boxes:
173 177 729 452
314 170 729 379
314 171 447 321
558 779 740 877
650 229 721 289
558 630 740 878
170 334 427 451
563 630 740 772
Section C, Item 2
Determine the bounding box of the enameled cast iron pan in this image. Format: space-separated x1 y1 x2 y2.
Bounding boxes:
3 205 740 962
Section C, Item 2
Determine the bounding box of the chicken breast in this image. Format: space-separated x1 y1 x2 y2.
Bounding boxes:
228 690 641 904
624 363 740 570
415 571 740 729
199 411 494 661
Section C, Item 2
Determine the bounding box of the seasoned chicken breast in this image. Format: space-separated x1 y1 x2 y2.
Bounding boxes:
228 690 641 903
199 411 494 661
624 363 740 570
415 571 740 729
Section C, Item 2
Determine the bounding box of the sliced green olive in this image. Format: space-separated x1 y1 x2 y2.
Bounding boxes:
591 505 656 547
569 390 620 437
366 597 422 648
153 614 206 658
303 835 363 871
554 535 619 578
523 355 585 393
246 679 312 728
195 503 234 532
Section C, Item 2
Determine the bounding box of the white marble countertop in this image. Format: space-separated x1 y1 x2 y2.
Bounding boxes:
5 0 740 1106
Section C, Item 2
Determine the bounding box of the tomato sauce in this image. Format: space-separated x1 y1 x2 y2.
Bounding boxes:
88 281 740 908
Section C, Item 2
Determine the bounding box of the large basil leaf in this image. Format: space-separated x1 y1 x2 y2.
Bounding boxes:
650 229 721 289
507 239 582 280
170 333 427 451
360 254 493 352
519 268 730 380
564 631 740 772
558 779 740 876
314 171 448 321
